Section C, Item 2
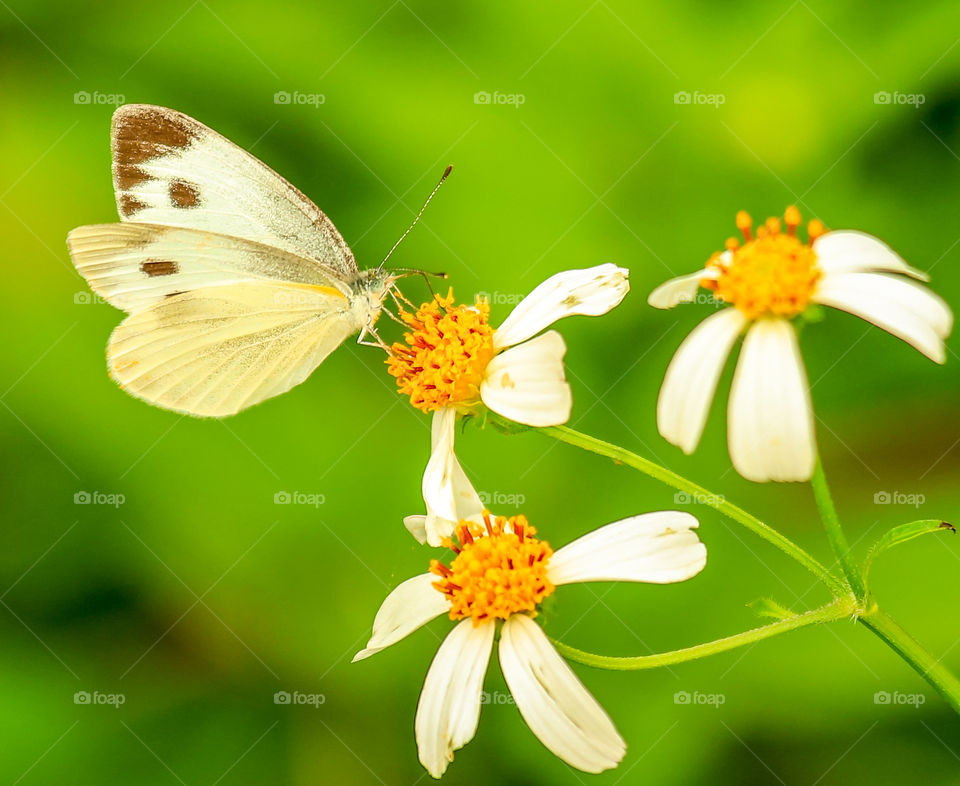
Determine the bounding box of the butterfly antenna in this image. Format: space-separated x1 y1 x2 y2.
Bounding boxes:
379 165 453 270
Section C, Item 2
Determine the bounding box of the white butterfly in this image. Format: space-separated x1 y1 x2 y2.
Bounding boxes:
68 104 430 418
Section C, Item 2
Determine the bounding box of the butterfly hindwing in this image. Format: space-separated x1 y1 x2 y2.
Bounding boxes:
108 282 362 417
67 223 351 314
111 103 357 277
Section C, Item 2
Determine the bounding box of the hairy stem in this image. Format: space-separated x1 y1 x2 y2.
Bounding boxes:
810 455 865 598
553 597 856 670
537 424 846 596
861 609 960 715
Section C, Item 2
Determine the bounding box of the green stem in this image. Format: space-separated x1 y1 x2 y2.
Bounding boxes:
538 424 846 596
553 597 855 670
810 455 865 598
861 609 960 715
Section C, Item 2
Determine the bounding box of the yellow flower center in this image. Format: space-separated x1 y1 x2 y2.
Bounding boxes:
703 207 825 320
430 512 555 625
387 290 496 413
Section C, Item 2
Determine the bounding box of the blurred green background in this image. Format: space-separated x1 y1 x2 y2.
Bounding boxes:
2 0 960 783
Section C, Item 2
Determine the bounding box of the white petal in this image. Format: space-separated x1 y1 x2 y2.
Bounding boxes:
403 516 428 544
657 308 746 453
727 319 816 483
480 331 572 427
813 271 953 363
493 264 629 349
416 618 495 778
353 574 450 662
647 266 720 310
548 511 706 585
813 231 929 281
499 615 625 773
421 408 484 546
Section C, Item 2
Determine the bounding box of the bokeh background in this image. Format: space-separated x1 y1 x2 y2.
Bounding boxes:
2 1 960 783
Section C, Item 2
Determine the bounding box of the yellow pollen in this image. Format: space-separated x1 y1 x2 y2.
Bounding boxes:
430 512 555 625
387 289 496 413
703 207 824 320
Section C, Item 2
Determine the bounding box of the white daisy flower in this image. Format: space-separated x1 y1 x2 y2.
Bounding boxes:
649 207 953 483
353 509 707 778
388 265 630 545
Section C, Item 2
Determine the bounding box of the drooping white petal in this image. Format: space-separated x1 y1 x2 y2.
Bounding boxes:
353 574 450 662
647 266 721 310
499 615 626 774
813 231 930 281
421 408 484 547
727 319 815 483
416 618 495 778
813 271 953 363
480 331 572 427
548 511 706 585
657 308 747 454
493 264 629 350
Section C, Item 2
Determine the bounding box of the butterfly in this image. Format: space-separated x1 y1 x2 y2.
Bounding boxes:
68 104 444 417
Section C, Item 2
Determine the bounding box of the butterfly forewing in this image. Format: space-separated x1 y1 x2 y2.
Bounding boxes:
67 223 351 314
111 104 358 277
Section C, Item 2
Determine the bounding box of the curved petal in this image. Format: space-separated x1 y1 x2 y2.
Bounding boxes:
813 231 929 281
421 408 484 546
493 264 629 349
647 266 720 310
548 511 706 585
353 574 450 662
657 308 747 454
727 319 816 483
416 618 495 778
813 272 952 363
403 516 428 544
499 615 625 773
480 331 572 427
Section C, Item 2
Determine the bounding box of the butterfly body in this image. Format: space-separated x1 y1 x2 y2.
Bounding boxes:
68 105 396 417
